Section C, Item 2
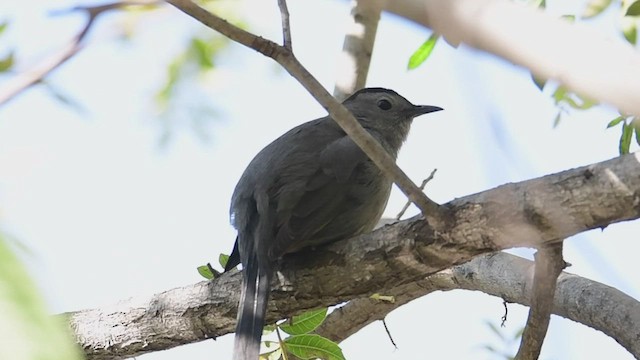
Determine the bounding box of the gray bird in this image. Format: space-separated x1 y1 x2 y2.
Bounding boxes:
224 87 442 360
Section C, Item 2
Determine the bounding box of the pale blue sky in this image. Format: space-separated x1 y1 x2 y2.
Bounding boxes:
1 0 638 359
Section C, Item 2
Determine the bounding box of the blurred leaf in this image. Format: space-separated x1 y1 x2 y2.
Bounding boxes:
263 324 277 335
0 51 14 72
553 111 562 128
582 0 613 18
0 235 84 360
620 122 633 154
530 0 546 8
197 264 215 279
626 0 640 15
607 116 625 128
561 14 576 22
284 334 345 360
0 21 8 36
259 348 282 360
553 86 596 109
190 37 215 69
485 320 507 341
407 33 440 70
280 308 327 335
622 17 637 44
219 253 230 268
531 72 546 91
552 86 567 103
513 326 525 341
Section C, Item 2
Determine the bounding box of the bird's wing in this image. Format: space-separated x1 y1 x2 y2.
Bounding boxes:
268 134 369 259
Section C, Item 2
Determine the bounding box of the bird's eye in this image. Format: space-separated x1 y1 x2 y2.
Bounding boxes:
377 99 392 110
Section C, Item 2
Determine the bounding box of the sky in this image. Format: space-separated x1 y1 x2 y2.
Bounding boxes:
1 0 638 359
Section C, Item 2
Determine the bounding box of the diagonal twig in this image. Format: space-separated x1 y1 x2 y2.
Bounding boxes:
277 0 293 51
165 0 446 227
0 1 159 107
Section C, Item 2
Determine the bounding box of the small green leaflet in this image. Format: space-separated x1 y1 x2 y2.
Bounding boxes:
280 308 328 335
619 122 633 155
284 334 345 360
626 0 640 16
607 116 625 128
0 52 13 72
197 264 215 279
407 33 440 70
219 253 230 268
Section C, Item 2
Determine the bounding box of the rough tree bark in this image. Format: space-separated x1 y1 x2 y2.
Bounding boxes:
67 153 640 359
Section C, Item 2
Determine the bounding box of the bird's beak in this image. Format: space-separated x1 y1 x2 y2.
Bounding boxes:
411 105 443 118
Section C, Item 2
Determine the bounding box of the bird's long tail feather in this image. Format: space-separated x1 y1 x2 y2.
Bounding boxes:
233 256 272 360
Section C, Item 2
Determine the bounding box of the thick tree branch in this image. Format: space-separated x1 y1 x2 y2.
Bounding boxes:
165 0 444 224
313 251 640 357
384 0 640 117
68 153 640 359
514 243 565 360
334 0 386 101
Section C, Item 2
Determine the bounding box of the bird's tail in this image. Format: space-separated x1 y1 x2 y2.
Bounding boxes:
233 256 272 360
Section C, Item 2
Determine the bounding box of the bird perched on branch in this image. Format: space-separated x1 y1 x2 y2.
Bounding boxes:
224 87 442 360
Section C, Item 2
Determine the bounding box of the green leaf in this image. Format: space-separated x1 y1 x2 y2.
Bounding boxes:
219 253 230 268
280 308 328 335
619 121 633 155
626 0 640 16
561 14 576 22
632 118 640 146
0 235 84 360
190 37 214 69
582 0 613 18
552 86 567 103
0 21 8 36
407 33 440 70
284 334 345 360
622 17 637 44
197 264 215 279
607 116 625 128
0 51 14 72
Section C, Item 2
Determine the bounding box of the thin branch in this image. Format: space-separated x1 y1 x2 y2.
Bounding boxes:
395 169 437 220
381 318 398 349
514 243 565 360
333 0 385 101
277 0 293 51
0 1 158 107
165 0 445 226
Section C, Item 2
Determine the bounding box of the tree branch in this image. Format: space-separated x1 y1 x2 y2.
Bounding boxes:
165 0 445 224
313 251 640 358
67 153 640 359
0 1 158 107
333 0 386 101
385 0 640 117
514 243 565 360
